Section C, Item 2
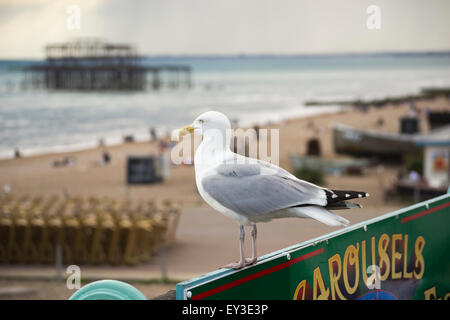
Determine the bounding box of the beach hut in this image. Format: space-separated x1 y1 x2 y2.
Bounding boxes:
414 125 450 189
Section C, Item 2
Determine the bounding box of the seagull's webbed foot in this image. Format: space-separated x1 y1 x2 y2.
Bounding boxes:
245 257 257 266
223 260 246 270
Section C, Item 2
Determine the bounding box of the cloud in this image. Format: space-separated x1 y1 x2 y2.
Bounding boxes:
1 0 449 59
0 0 105 58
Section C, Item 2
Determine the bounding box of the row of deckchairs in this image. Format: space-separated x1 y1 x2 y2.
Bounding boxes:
0 195 181 265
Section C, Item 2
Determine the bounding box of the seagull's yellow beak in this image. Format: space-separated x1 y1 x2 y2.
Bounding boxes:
178 125 194 138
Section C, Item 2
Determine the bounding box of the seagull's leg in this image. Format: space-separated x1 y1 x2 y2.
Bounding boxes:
224 225 246 269
245 224 257 266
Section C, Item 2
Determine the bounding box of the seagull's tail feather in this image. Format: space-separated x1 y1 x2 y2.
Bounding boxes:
325 200 362 210
289 206 350 227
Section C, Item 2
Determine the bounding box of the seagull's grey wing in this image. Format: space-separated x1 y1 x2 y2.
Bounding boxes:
201 163 327 216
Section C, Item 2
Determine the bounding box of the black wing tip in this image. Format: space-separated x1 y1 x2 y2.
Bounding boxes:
326 190 369 203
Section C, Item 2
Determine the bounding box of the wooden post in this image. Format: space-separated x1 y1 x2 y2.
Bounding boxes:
159 234 168 281
55 244 62 282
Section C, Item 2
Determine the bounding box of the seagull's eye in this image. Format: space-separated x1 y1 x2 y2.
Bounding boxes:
198 119 204 124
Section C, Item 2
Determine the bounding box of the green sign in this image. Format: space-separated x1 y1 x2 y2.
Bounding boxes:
176 193 450 300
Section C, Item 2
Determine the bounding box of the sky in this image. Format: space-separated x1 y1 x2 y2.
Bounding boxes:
0 0 449 59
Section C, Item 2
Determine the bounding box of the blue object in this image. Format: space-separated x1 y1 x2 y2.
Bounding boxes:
69 280 147 300
358 290 398 300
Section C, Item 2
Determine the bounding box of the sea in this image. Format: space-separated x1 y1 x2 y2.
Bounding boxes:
0 53 449 159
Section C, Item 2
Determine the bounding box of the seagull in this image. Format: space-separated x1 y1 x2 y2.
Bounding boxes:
178 111 368 269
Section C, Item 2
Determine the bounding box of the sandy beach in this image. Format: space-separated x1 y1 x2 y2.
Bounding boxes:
1 96 448 204
0 96 449 299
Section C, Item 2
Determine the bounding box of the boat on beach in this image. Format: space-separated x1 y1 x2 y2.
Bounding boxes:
290 154 369 176
332 123 420 159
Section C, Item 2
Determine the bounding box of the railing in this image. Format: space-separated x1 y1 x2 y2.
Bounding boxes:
176 192 450 300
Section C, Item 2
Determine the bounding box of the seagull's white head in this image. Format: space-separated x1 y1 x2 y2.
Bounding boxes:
178 111 231 138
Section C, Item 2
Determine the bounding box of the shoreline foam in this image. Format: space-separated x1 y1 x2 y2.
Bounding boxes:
0 104 348 160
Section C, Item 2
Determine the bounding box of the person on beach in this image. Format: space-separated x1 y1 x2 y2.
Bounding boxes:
102 151 111 164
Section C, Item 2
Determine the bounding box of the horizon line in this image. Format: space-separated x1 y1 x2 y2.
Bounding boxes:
1 49 449 61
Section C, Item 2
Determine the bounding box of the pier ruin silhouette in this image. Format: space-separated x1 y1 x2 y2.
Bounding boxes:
24 39 191 91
